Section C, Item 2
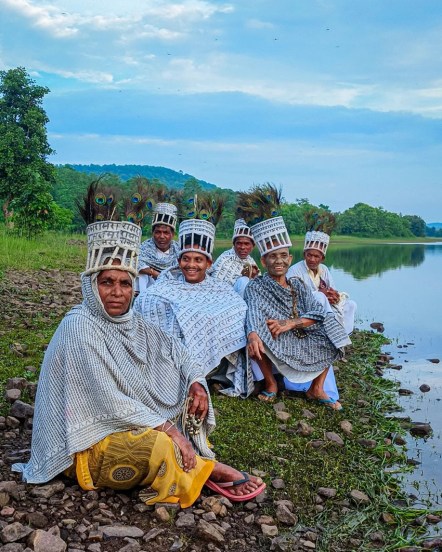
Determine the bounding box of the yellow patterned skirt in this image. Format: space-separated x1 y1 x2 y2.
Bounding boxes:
65 427 215 508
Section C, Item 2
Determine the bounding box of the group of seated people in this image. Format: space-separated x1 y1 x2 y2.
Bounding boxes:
13 201 355 508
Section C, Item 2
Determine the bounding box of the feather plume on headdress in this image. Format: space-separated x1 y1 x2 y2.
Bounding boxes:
236 183 283 225
304 208 336 236
77 177 121 225
183 192 225 226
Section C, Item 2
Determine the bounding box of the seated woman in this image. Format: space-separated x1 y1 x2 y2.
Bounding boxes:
12 218 265 505
135 218 253 398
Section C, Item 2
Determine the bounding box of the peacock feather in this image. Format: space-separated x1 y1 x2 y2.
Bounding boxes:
77 177 121 225
236 183 283 225
304 208 337 235
183 192 225 225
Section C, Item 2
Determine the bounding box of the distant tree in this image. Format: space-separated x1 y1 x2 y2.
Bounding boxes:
402 215 426 237
339 203 412 238
0 67 55 234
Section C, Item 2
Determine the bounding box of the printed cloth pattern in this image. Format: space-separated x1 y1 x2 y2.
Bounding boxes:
138 238 180 272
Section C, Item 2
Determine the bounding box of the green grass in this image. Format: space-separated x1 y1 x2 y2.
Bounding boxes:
0 227 86 273
1 226 441 550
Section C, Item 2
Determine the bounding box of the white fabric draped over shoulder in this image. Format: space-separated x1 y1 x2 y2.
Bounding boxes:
13 274 215 484
209 247 258 286
134 268 252 397
287 260 356 334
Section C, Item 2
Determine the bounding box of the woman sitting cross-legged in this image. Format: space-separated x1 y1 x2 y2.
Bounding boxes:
12 219 265 506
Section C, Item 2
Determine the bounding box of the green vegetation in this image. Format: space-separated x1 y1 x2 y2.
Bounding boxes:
1 232 441 550
0 67 73 236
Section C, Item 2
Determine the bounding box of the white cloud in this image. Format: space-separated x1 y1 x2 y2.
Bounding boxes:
245 18 275 30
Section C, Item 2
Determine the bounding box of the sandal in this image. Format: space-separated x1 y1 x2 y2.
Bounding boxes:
257 391 277 403
205 471 266 502
306 395 343 411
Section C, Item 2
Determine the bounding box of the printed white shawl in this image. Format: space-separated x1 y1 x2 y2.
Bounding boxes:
134 268 251 397
138 237 180 272
13 275 215 484
244 274 351 373
209 248 258 286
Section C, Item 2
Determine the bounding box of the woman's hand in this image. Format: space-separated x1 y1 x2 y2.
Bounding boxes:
267 318 293 338
170 428 197 472
187 382 208 420
247 331 265 360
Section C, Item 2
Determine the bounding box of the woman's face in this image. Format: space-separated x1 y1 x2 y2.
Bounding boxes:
97 269 133 316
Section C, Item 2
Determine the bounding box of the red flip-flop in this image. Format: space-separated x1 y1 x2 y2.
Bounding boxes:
205 471 266 502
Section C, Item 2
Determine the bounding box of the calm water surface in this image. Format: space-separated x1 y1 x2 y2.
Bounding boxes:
214 243 442 511
318 243 442 510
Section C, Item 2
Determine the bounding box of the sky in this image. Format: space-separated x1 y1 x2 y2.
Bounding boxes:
1 0 442 222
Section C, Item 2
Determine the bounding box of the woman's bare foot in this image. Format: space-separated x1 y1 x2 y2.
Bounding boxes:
305 390 342 411
209 463 263 497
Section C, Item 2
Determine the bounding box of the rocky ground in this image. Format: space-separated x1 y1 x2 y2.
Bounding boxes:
0 271 322 552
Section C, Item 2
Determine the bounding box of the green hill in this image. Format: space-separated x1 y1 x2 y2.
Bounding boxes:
63 163 217 191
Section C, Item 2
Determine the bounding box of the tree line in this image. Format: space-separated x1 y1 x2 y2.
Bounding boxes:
0 67 437 239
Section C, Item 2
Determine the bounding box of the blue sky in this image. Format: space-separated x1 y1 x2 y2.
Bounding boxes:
1 0 441 222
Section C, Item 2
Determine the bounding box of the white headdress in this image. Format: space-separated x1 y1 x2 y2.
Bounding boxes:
232 218 254 244
152 202 178 230
85 221 141 276
78 179 142 276
179 219 216 260
303 209 337 256
251 216 292 256
179 193 224 260
236 184 291 257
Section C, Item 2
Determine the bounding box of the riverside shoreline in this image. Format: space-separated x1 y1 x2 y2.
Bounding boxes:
1 264 441 550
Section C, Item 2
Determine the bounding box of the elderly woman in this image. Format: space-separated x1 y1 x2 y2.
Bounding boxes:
13 220 264 505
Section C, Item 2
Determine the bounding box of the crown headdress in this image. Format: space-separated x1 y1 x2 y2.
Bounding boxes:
179 192 224 259
77 178 142 276
303 209 337 256
236 184 291 256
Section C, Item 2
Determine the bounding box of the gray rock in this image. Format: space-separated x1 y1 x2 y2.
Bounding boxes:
119 542 141 552
175 513 195 528
275 411 291 423
169 537 184 551
0 484 19 500
6 378 28 391
29 530 67 552
317 487 337 498
269 536 298 551
399 388 414 396
142 528 165 542
30 482 65 499
419 384 431 393
296 421 314 437
5 390 21 403
423 537 442 549
340 420 352 435
9 401 34 420
26 512 49 529
102 526 144 539
202 512 216 522
325 432 344 447
261 524 278 537
197 520 224 544
301 409 316 419
256 515 275 526
154 507 170 522
0 544 26 551
271 479 285 489
349 490 370 505
0 494 10 508
426 514 441 524
273 402 288 412
5 418 20 430
1 523 33 544
410 422 432 437
275 503 298 526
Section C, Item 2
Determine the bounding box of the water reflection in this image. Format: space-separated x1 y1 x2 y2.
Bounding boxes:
326 245 425 280
213 241 442 510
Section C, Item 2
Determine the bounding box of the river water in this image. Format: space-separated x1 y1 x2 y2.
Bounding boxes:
310 242 442 511
214 242 442 512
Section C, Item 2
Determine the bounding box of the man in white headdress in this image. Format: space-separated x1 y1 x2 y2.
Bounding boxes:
287 228 357 335
137 202 180 293
244 210 351 410
135 216 254 398
210 218 259 294
13 211 265 504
